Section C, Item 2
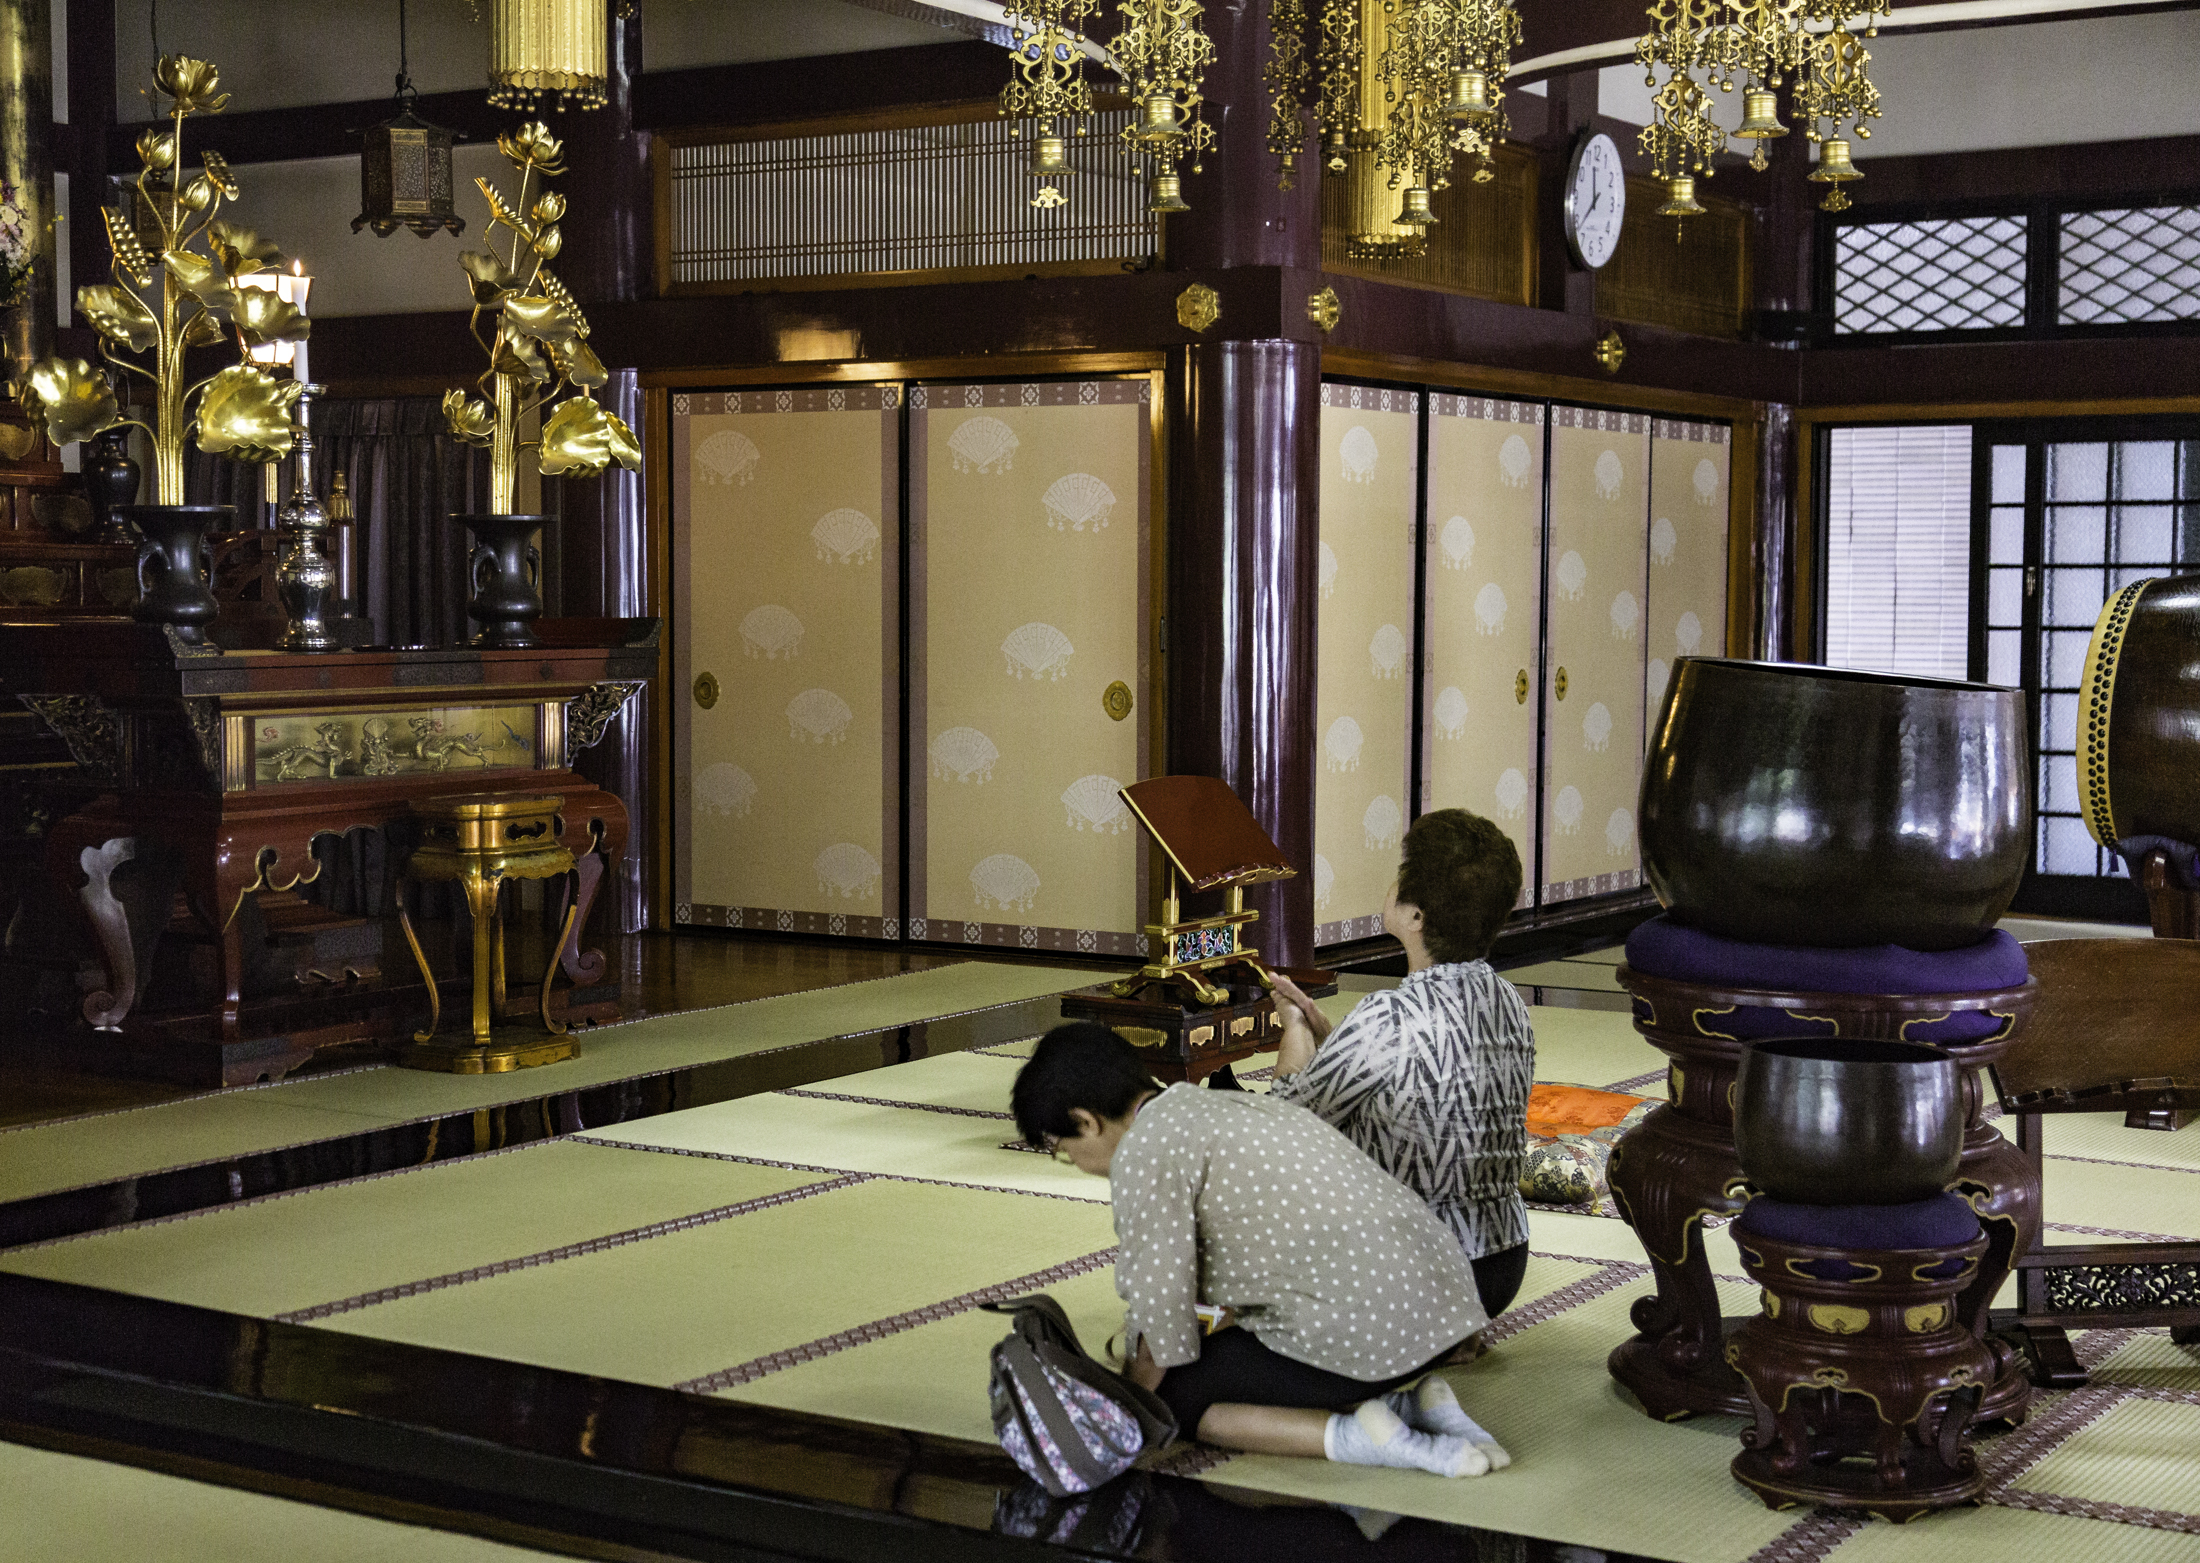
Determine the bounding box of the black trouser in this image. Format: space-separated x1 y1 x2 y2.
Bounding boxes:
1472 1241 1530 1318
1156 1330 1459 1435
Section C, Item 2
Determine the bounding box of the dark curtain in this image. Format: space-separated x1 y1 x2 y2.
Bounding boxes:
187 396 491 649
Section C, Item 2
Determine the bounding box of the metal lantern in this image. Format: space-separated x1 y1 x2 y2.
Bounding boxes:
488 0 609 112
355 103 466 238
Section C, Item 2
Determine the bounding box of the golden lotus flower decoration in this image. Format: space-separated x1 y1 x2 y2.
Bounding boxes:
196 365 302 464
16 54 306 500
23 359 121 448
538 394 640 477
446 118 638 513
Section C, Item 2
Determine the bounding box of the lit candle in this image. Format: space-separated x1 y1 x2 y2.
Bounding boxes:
289 259 311 386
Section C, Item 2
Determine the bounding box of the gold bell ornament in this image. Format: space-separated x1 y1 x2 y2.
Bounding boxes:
1807 136 1861 210
1732 87 1788 171
1449 69 1493 123
1133 94 1184 144
1395 185 1438 227
1147 173 1190 213
1657 175 1707 218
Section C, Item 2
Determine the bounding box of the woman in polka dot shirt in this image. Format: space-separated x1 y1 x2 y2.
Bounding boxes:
1012 1023 1511 1476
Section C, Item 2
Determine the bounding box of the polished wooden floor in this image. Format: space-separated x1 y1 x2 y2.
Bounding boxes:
0 930 1080 1132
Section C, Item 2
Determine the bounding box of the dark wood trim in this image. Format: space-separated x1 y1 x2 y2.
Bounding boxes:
110 90 507 168
632 41 1010 135
644 384 673 934
1800 337 2200 407
1841 133 2200 212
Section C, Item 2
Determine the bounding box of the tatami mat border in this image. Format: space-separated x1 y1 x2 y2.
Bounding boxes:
1482 1255 1649 1346
1607 1069 1667 1092
1744 1514 1862 1563
674 1246 1119 1393
274 1173 869 1324
0 1062 390 1139
776 1087 1013 1120
2045 1150 2200 1176
578 1135 1107 1203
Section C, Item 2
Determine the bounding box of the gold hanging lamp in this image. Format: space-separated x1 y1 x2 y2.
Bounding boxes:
355 1 466 238
485 0 608 112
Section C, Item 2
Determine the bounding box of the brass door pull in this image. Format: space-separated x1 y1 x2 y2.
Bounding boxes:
1555 667 1569 701
1515 669 1530 705
1103 681 1134 721
693 672 719 710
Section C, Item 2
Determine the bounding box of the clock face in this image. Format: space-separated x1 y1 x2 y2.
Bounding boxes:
1565 133 1627 270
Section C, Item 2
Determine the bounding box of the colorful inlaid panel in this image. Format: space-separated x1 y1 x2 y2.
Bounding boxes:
1541 406 1650 905
671 384 900 939
1315 383 1419 946
909 378 1153 957
252 704 538 785
1647 419 1732 725
1421 394 1546 911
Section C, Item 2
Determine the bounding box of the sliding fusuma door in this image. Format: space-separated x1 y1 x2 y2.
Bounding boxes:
1541 406 1650 905
671 385 901 936
1315 382 1420 945
1646 419 1732 718
1421 394 1546 905
909 378 1155 955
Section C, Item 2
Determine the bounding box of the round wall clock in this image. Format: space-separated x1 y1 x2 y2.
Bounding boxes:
1564 132 1627 270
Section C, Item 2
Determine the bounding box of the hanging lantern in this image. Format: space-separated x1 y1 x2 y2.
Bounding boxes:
487 0 608 112
355 104 465 238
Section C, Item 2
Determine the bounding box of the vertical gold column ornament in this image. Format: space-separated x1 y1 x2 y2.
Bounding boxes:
485 0 609 112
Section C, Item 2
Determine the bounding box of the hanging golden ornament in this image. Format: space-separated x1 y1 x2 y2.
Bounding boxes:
485 0 608 112
1633 0 1732 225
1000 1 1098 210
1793 16 1880 209
1109 0 1217 215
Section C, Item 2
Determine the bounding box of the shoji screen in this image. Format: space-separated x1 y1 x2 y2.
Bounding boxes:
909 378 1153 956
1542 407 1650 905
1421 394 1545 908
1315 383 1420 945
1646 419 1732 716
671 385 900 936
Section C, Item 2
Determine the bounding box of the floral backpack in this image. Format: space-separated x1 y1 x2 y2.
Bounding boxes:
980 1295 1176 1496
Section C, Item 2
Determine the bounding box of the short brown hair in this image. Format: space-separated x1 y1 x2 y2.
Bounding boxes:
1396 809 1521 963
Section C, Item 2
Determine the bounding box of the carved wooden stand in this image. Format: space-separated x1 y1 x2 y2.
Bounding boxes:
1607 968 2038 1425
1729 1222 1997 1519
1060 967 1337 1084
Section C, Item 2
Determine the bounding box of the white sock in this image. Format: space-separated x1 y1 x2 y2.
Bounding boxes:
1323 1398 1490 1478
1381 1378 1512 1470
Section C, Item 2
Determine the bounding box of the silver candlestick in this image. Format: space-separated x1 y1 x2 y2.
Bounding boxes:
274 380 337 652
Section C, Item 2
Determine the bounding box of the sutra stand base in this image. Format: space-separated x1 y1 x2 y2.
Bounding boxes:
1060 966 1337 1084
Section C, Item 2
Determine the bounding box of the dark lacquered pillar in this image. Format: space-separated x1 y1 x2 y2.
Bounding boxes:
1167 340 1323 967
1160 4 1324 966
1750 120 1815 662
556 8 653 933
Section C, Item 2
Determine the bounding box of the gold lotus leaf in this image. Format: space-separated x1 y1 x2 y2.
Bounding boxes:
154 55 230 115
492 324 551 383
136 129 176 170
201 151 238 198
163 249 234 313
77 284 160 352
502 293 579 349
533 225 563 261
233 289 310 346
532 192 567 224
181 308 225 347
538 395 640 477
459 249 520 305
497 122 566 176
100 207 156 286
443 389 496 448
176 175 216 215
207 220 282 279
557 337 608 389
22 357 121 447
195 364 299 463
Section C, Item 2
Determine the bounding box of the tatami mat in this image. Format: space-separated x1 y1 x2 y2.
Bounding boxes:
0 961 1099 1205
1501 958 1627 993
0 1440 557 1562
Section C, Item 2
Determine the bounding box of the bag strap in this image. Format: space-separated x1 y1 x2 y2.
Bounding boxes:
986 1294 1179 1448
999 1334 1122 1493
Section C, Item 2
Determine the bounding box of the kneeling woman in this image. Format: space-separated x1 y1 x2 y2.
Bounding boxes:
1012 1023 1510 1476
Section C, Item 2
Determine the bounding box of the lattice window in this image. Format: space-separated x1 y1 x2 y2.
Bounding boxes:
667 114 1156 287
2059 206 2200 326
1832 216 2027 335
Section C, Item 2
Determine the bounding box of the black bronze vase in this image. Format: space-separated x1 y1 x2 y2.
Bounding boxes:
121 504 227 647
86 429 141 540
460 513 546 649
1734 1037 1963 1205
1639 658 2031 950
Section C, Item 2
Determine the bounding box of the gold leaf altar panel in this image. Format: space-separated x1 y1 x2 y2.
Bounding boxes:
1647 419 1732 723
1542 408 1650 906
1421 395 1546 912
1315 383 1419 947
672 386 900 938
909 379 1152 956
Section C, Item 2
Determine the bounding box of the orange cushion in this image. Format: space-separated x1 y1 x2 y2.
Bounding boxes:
1526 1082 1650 1139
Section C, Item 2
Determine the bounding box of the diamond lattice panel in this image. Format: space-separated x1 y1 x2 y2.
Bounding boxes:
1833 217 2028 335
2060 206 2200 325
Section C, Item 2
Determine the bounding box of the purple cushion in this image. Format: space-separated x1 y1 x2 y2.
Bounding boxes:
1625 915 2027 1043
1739 1193 1979 1279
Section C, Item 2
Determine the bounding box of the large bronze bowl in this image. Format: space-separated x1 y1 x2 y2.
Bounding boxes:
1734 1037 1963 1205
1640 659 2031 950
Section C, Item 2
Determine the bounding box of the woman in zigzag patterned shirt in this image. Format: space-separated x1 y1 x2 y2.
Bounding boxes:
1268 808 1538 1321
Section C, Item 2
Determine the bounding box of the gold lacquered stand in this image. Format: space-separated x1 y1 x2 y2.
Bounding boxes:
396 792 580 1073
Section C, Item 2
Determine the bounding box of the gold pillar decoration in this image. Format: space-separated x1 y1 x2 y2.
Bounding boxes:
485 0 608 112
1265 0 1520 261
442 123 639 516
1109 0 1217 215
15 56 308 503
0 0 57 388
999 1 1099 209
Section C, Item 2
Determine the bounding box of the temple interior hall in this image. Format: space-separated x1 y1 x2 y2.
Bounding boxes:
0 1 2198 1558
